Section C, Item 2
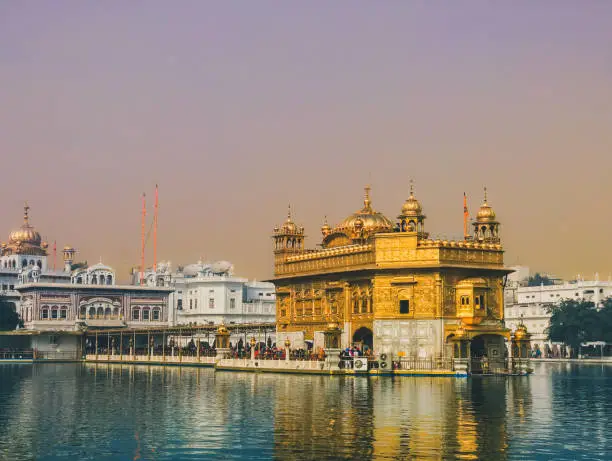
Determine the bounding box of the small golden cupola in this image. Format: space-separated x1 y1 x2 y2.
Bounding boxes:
473 187 500 244
273 205 305 253
321 216 332 238
3 203 46 256
397 181 428 239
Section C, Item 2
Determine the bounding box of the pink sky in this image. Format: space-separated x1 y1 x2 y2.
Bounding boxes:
1 2 611 281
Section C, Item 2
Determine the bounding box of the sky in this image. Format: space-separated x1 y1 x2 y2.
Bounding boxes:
1 1 611 282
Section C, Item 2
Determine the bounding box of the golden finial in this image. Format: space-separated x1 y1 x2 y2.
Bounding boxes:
23 201 30 224
287 203 292 221
483 186 488 203
363 185 372 211
409 179 415 197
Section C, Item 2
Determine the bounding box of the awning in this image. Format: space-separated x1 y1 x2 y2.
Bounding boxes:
86 320 126 328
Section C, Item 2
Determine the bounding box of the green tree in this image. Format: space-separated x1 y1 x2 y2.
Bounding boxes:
0 301 23 331
527 273 554 287
547 299 599 354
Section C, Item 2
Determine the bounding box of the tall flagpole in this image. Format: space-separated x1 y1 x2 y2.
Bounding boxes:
154 184 158 272
140 193 146 285
463 192 469 239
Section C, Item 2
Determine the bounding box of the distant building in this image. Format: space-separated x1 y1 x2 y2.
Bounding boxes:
17 261 173 331
134 260 276 326
504 270 612 350
0 204 75 308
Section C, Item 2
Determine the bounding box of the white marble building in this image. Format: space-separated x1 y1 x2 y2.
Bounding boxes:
504 267 612 349
17 261 172 331
135 260 276 326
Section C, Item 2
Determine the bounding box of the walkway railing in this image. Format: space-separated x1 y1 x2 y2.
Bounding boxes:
85 353 217 365
0 350 34 360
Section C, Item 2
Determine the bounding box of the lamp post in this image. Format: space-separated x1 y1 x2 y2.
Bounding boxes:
284 338 291 362
250 336 257 361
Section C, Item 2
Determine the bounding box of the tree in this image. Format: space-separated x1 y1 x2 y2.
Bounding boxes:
0 301 23 331
527 273 554 287
547 299 599 354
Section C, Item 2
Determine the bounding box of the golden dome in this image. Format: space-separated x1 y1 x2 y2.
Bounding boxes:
476 187 497 222
277 205 303 235
6 203 45 255
400 183 424 216
321 217 331 236
336 186 394 236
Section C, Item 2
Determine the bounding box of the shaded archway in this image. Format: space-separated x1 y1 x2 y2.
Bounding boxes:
352 327 373 351
470 334 506 374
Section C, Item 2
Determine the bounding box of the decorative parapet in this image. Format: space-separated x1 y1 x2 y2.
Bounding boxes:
275 244 374 277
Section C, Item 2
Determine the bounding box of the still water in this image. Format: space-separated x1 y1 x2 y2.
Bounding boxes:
0 362 610 460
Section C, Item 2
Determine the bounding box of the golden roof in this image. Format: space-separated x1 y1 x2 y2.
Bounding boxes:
335 186 393 235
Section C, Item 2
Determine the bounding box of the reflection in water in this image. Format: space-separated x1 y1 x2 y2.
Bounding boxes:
0 363 611 460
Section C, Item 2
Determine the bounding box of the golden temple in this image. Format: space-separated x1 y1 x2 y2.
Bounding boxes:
272 186 512 367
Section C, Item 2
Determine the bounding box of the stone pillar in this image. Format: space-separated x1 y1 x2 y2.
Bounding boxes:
323 323 342 370
451 326 469 374
215 325 231 360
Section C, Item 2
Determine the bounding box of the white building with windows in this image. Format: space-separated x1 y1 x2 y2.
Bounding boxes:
135 260 276 326
505 269 612 350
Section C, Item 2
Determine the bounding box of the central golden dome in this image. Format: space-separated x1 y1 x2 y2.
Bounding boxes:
336 186 394 235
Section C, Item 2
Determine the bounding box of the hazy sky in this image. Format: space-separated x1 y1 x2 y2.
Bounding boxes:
1 1 611 282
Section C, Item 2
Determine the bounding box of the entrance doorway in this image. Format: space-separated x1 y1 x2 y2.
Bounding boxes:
352 327 373 351
470 334 506 374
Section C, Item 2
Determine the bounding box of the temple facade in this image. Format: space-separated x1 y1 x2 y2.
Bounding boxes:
272 186 512 368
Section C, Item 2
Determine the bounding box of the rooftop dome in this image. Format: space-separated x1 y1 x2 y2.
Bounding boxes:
476 188 497 222
400 183 424 217
336 186 394 236
8 204 41 246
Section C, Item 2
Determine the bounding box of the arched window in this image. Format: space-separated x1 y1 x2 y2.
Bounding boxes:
36 260 42 268
60 309 67 319
142 308 150 321
104 307 111 319
107 275 112 285
353 299 359 314
41 306 49 319
80 306 86 319
360 297 368 313
88 306 95 319
91 275 97 284
51 307 58 319
99 276 104 285
153 309 160 321
97 306 103 318
77 276 83 284
132 308 140 320
113 307 119 318
22 259 27 268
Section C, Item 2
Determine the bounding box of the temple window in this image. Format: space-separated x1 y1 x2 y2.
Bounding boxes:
88 307 95 318
353 299 359 314
399 300 410 314
107 275 112 285
91 275 97 284
51 308 58 319
77 277 83 284
195 299 198 310
60 309 67 319
41 308 49 319
143 309 150 321
132 309 140 320
80 307 86 319
104 307 111 318
22 259 27 268
360 298 368 313
153 309 160 321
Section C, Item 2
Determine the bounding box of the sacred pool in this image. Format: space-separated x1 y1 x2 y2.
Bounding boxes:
0 362 610 460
